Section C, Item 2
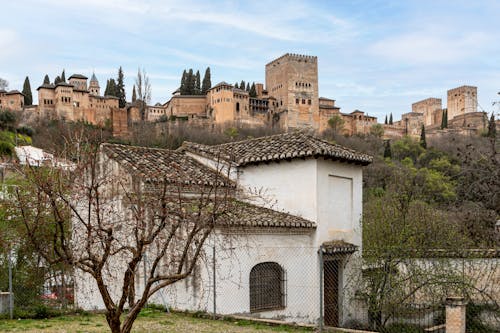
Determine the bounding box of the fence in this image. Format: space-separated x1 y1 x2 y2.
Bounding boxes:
0 249 73 319
3 243 500 333
145 244 500 333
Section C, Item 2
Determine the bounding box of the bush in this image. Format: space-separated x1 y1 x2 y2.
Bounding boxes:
382 323 424 333
0 141 14 156
17 126 34 137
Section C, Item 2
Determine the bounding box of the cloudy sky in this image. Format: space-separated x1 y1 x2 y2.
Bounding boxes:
1 0 499 120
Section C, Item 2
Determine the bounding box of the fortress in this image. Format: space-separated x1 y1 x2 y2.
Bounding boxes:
1 53 489 139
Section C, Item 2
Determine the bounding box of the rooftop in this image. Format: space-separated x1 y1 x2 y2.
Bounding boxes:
182 131 373 166
68 74 88 80
101 143 233 187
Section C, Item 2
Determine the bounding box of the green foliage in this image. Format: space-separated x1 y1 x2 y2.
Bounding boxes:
487 113 496 138
43 75 50 85
384 115 388 124
201 67 211 94
0 141 14 156
383 140 392 159
389 113 393 125
194 70 201 95
22 76 33 106
60 69 66 82
419 125 427 148
104 78 118 96
370 123 384 138
328 115 345 134
132 84 137 102
54 76 61 85
249 82 257 97
117 66 126 108
391 136 424 163
240 80 246 92
0 110 16 130
224 127 239 139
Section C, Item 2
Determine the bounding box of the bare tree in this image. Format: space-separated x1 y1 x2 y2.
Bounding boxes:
12 132 240 333
135 68 151 121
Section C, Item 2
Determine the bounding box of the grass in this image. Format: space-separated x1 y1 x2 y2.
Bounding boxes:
0 308 314 332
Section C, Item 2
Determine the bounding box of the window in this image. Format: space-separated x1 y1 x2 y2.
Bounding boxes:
302 99 306 104
296 98 299 104
308 99 311 105
250 262 286 312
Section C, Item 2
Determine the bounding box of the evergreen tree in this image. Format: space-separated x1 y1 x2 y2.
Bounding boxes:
383 140 392 159
180 70 187 95
384 115 388 125
132 85 137 102
117 66 126 107
246 82 250 92
240 80 245 92
444 110 448 128
22 76 33 106
487 113 496 138
194 70 201 95
389 113 393 125
420 124 427 149
441 110 446 129
61 69 66 82
43 75 50 85
249 82 257 97
105 79 118 96
54 76 61 85
201 67 211 94
234 82 239 89
186 69 195 95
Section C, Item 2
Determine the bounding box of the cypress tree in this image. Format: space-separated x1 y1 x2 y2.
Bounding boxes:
54 76 61 85
104 79 110 96
201 67 211 94
186 69 195 95
194 70 201 95
420 124 427 149
444 110 448 128
117 66 126 107
246 82 250 92
234 82 239 89
384 115 388 125
249 82 257 97
43 75 50 85
240 81 245 92
132 85 137 102
61 69 66 82
383 140 392 159
441 110 445 129
487 113 496 138
22 76 33 106
389 113 393 125
180 70 187 95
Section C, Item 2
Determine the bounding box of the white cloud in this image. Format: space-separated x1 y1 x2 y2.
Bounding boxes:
369 29 492 65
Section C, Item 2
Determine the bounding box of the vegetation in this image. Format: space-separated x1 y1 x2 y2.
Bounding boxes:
180 67 211 95
0 308 312 332
22 77 32 106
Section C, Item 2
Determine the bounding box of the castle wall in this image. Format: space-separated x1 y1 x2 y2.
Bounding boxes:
0 92 24 111
412 98 442 126
167 96 207 119
208 84 235 124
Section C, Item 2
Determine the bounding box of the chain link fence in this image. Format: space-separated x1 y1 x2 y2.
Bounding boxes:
0 250 73 319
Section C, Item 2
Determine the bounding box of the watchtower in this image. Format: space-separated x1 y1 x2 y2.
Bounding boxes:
265 53 319 129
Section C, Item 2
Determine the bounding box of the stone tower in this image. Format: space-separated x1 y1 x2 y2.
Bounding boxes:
447 86 477 121
265 53 319 129
89 73 100 96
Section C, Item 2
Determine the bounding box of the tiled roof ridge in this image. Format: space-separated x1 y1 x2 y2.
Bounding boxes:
182 131 373 165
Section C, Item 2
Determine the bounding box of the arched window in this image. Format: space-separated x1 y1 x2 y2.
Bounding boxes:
249 262 286 312
236 102 240 112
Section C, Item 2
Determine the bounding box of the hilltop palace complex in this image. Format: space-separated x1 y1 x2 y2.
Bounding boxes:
0 53 490 139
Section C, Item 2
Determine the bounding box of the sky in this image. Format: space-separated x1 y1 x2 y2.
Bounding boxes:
1 0 499 121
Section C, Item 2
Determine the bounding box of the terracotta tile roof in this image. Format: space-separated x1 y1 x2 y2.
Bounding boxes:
101 143 233 187
182 131 373 166
321 240 358 254
6 90 23 95
220 201 316 229
37 83 56 90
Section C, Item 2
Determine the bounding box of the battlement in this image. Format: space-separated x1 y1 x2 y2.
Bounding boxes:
266 53 317 67
447 85 477 96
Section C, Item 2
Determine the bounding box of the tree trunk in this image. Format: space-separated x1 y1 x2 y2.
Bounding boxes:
106 312 122 333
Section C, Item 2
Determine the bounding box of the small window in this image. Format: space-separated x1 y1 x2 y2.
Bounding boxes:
302 99 305 104
308 99 311 105
296 98 299 104
250 262 286 312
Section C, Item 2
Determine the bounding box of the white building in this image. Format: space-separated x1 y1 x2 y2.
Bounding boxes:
74 131 372 327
